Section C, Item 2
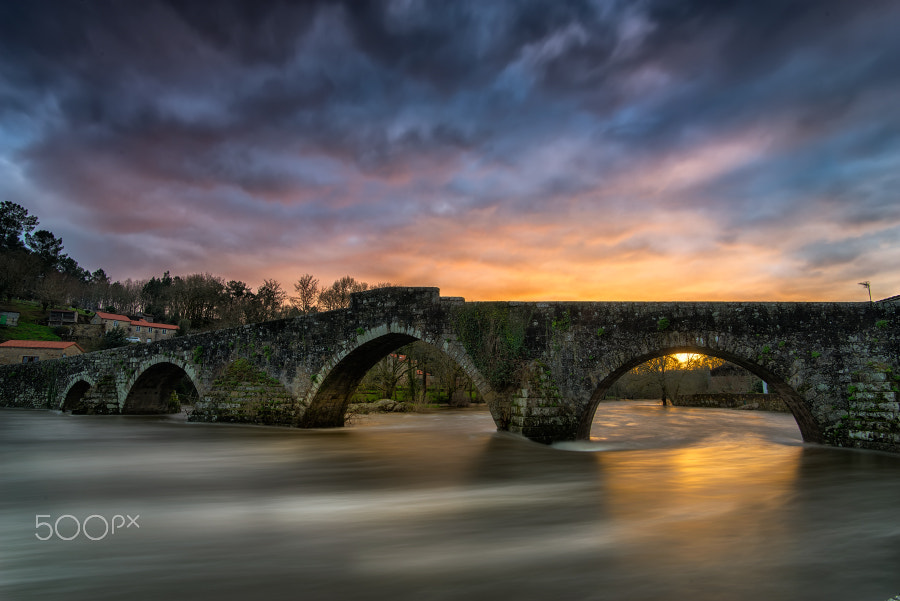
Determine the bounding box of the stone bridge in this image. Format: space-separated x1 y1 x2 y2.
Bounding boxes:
1 287 898 452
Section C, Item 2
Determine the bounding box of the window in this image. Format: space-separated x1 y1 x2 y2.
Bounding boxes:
135 326 141 332
21 356 39 363
112 320 119 327
148 327 154 333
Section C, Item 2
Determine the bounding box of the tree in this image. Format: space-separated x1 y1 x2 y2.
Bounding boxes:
25 229 65 270
431 348 471 406
319 276 368 311
99 326 130 350
168 273 225 327
255 279 287 321
0 201 39 251
107 279 144 315
366 353 407 400
0 202 111 308
90 268 110 285
291 273 320 314
400 341 444 407
404 347 419 406
630 354 725 404
0 249 39 302
225 279 252 300
219 279 255 326
631 355 676 405
33 270 80 310
57 255 89 282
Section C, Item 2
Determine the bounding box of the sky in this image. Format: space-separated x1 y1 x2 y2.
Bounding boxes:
1 0 899 302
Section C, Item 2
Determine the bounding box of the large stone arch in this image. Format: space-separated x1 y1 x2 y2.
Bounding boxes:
60 375 97 411
577 343 821 442
301 322 496 428
122 357 202 414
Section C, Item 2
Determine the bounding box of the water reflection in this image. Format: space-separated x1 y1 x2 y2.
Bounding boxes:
1 403 899 601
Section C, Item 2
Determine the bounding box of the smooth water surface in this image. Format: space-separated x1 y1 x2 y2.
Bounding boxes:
2 402 899 601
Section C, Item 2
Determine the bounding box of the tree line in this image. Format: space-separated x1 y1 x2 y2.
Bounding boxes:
1 201 110 310
0 201 393 333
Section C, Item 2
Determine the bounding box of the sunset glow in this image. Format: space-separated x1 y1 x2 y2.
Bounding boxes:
2 1 899 301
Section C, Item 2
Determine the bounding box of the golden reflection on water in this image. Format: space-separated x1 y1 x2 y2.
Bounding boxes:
591 435 805 590
599 441 802 516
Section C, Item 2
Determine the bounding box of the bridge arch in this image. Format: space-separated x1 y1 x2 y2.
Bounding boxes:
301 322 496 428
578 344 820 443
122 357 202 414
60 375 97 411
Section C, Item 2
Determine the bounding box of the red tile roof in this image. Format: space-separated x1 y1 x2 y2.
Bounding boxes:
0 340 85 351
130 319 178 330
95 311 130 321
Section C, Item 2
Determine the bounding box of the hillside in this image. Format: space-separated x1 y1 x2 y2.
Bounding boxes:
0 300 63 342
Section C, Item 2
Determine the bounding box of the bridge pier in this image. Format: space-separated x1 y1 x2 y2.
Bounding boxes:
71 375 120 414
507 389 580 444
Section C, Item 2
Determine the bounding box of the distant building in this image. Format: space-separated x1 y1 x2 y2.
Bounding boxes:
48 309 78 327
0 340 86 364
89 311 177 343
128 319 178 343
0 312 19 327
91 311 131 332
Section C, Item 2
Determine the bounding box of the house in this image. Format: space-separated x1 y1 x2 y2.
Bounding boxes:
0 312 19 327
89 311 178 342
0 340 86 364
91 311 131 332
127 319 178 343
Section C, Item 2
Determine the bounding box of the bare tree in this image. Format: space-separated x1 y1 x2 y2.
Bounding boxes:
367 353 407 400
291 274 320 314
319 276 368 311
630 354 725 404
33 271 70 310
634 355 677 405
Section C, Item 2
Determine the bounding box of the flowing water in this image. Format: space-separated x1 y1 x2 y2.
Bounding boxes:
1 402 899 601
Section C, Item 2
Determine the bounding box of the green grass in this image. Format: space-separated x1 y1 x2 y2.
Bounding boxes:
2 321 61 342
0 299 61 342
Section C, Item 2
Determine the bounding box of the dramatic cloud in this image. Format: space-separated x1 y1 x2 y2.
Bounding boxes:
1 0 898 300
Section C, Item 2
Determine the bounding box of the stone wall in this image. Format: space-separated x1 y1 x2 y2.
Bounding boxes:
672 393 789 412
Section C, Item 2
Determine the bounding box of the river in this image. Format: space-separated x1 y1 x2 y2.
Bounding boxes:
1 402 899 601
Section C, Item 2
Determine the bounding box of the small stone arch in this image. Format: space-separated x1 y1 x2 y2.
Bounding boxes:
122 357 202 414
301 322 496 428
60 376 96 411
578 344 821 442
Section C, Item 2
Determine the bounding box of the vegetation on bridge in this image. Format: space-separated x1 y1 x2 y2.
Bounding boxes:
193 358 299 426
451 303 529 391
